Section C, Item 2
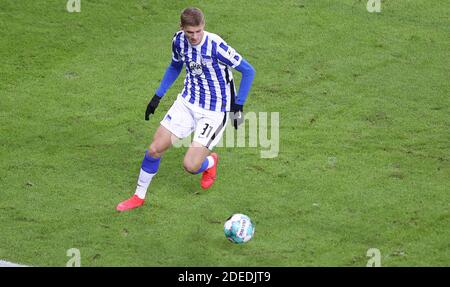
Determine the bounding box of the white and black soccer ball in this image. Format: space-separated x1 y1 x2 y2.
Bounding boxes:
224 214 255 244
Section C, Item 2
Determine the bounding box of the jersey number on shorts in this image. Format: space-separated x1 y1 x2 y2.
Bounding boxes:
201 123 213 138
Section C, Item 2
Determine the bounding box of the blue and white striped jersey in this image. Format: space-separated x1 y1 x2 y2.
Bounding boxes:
172 31 243 112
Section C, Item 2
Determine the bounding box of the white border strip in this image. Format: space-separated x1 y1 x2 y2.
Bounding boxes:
0 260 29 267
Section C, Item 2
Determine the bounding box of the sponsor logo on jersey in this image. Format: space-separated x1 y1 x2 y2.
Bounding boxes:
188 61 203 76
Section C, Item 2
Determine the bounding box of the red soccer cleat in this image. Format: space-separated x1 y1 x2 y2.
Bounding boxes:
201 153 219 189
116 195 144 211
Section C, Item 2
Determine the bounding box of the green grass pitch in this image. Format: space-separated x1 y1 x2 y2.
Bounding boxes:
0 0 449 266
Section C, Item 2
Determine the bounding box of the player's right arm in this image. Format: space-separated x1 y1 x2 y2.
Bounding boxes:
145 34 184 120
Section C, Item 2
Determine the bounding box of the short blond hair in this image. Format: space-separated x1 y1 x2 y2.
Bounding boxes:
180 7 205 27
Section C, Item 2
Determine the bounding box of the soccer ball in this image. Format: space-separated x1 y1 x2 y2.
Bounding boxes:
223 213 255 244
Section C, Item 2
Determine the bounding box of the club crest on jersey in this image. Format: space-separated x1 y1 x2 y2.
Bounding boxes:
188 61 203 76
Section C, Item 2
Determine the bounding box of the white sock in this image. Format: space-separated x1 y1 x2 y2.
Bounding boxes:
206 156 215 169
134 169 156 199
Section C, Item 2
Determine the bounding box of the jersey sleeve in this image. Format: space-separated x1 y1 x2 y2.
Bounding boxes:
216 41 243 68
171 33 181 62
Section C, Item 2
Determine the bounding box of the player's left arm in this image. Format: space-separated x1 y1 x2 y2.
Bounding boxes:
229 59 255 129
216 43 256 128
233 59 255 110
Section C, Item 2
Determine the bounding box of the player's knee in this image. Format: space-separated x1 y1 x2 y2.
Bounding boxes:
183 159 201 174
148 144 161 158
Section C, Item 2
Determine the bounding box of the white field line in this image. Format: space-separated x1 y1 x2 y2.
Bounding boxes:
0 260 29 267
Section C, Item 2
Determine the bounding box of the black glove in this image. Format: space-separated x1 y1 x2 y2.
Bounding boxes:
145 94 161 121
230 104 244 129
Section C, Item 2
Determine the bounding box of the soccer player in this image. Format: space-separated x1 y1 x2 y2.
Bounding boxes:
116 7 255 211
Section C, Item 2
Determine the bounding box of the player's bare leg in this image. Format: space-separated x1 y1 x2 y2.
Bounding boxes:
148 125 174 158
116 125 175 211
183 141 219 189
